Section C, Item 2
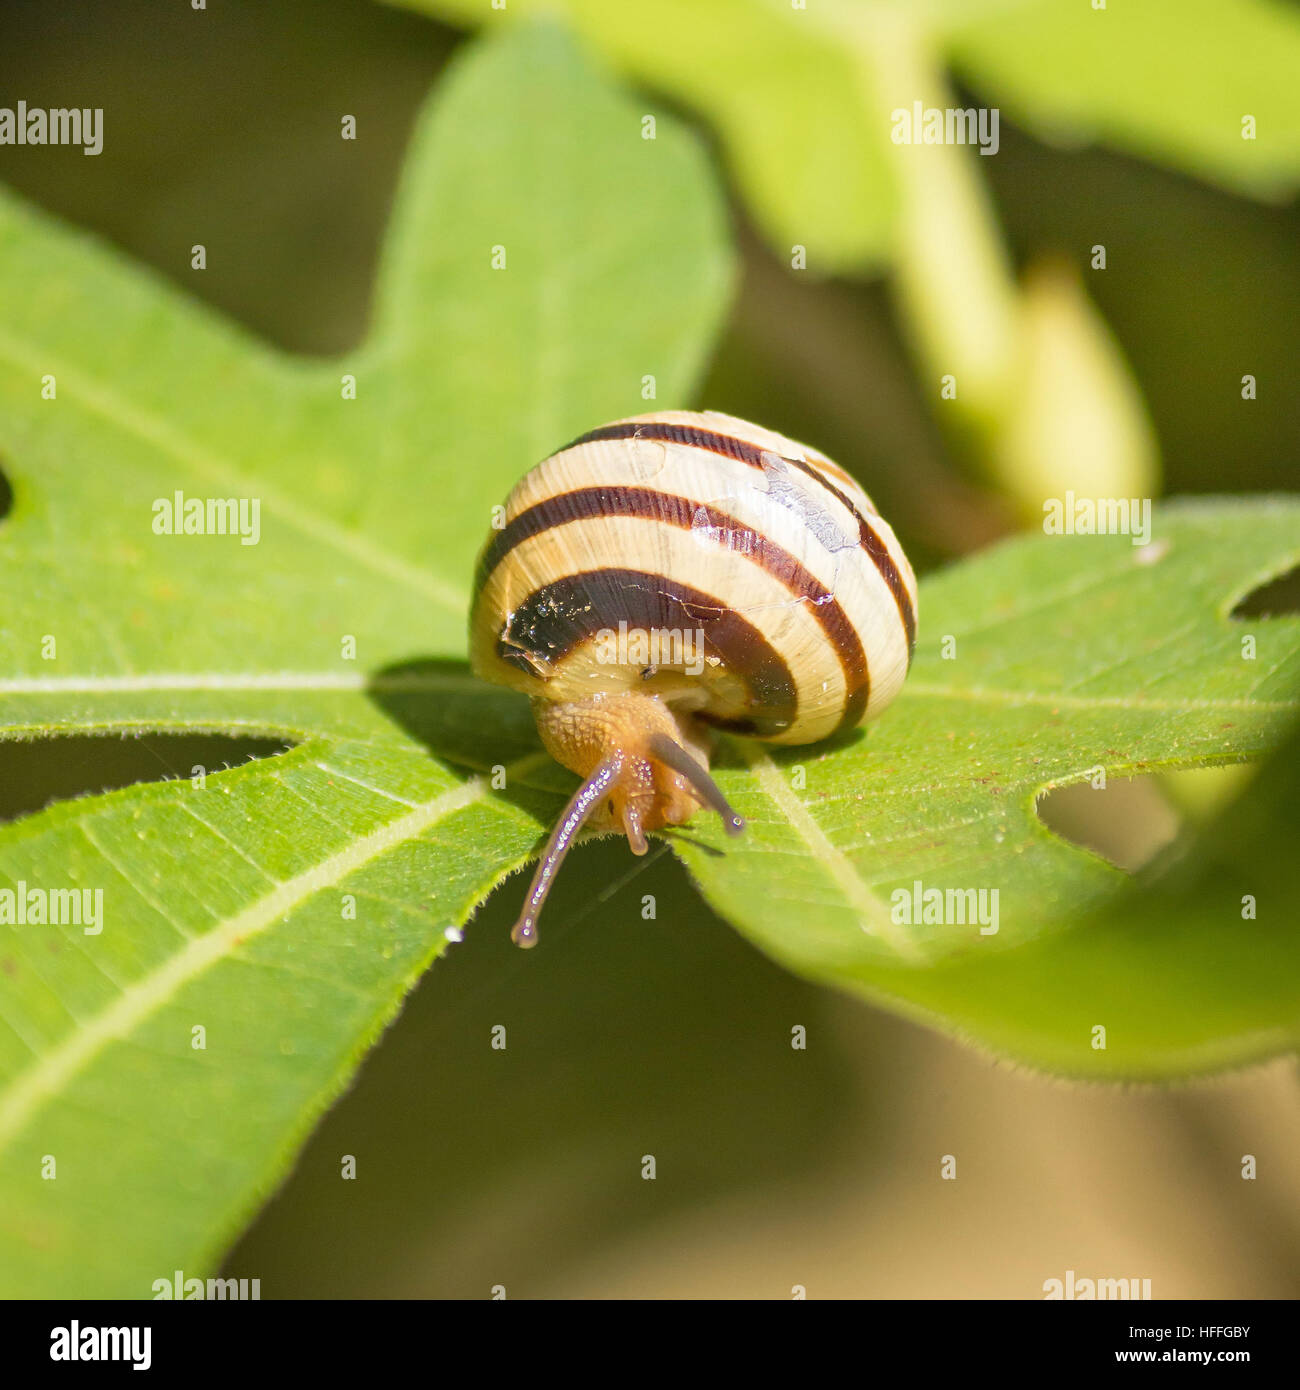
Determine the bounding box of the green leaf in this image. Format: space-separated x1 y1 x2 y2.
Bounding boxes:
671 498 1300 1078
860 710 1300 1079
393 0 899 272
946 0 1300 203
0 22 732 1297
401 0 1300 276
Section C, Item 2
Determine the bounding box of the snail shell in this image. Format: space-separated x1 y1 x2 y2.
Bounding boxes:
470 410 917 945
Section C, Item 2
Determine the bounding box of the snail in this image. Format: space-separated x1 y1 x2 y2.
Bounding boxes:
470 411 917 947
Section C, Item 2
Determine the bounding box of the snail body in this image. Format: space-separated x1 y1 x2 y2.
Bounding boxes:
470 410 917 946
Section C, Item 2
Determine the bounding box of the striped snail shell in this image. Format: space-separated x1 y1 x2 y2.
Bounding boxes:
471 410 918 947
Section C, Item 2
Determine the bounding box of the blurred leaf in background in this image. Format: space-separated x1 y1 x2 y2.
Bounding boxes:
396 0 1300 267
400 0 1300 514
945 0 1300 200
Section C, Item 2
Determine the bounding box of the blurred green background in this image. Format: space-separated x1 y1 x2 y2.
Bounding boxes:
2 0 1297 1296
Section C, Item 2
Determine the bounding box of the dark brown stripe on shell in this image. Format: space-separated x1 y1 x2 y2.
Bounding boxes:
476 485 871 730
494 568 799 739
565 421 916 659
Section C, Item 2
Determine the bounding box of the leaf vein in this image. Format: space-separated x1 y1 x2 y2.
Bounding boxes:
0 770 501 1153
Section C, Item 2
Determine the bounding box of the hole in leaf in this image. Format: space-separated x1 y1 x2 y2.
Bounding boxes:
1036 774 1181 873
1036 766 1255 873
1232 565 1300 619
0 733 294 827
0 464 12 522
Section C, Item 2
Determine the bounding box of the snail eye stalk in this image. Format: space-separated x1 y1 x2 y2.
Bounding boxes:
511 756 621 948
647 733 745 837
